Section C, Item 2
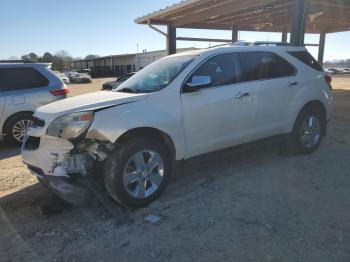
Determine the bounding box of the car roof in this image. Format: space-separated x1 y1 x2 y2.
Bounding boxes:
0 62 51 68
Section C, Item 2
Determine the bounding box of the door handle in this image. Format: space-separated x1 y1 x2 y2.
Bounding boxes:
235 92 250 99
288 81 299 87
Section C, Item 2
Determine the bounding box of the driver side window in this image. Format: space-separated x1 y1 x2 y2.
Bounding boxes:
188 53 242 88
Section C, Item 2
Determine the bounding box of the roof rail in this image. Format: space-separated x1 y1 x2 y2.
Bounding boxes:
210 41 294 49
0 59 36 64
208 43 233 49
251 41 292 46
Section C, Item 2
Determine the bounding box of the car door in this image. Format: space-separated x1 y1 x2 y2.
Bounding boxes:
181 53 253 158
239 51 298 140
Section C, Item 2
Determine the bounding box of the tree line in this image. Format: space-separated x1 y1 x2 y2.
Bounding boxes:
16 51 99 71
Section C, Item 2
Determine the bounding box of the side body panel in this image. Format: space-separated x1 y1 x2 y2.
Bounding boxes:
181 83 253 158
242 49 332 141
281 53 332 134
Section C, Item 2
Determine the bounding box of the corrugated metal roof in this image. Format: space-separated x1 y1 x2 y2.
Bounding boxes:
135 0 200 24
135 0 350 33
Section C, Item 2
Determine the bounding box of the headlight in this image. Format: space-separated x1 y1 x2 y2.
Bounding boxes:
47 111 94 140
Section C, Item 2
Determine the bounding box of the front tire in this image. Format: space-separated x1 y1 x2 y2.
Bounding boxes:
291 107 325 154
104 137 171 208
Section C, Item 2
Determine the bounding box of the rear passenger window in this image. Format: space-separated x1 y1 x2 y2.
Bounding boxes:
288 51 323 71
189 53 243 88
240 52 296 82
0 67 49 91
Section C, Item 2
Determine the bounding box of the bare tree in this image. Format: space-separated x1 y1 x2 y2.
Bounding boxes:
52 50 73 71
85 54 100 60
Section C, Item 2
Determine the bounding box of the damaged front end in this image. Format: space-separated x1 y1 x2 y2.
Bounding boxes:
67 139 114 176
23 136 114 204
22 92 145 204
22 133 114 204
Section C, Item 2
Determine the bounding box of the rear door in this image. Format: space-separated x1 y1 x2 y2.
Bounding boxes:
240 51 298 139
181 52 253 158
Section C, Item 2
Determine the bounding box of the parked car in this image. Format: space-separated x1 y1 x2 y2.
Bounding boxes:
69 72 92 83
0 61 68 145
22 45 332 207
102 72 136 90
64 70 75 76
55 72 70 84
337 68 350 74
327 68 341 74
343 68 350 74
77 69 91 75
324 68 333 74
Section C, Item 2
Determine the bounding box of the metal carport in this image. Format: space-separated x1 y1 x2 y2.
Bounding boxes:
135 0 350 64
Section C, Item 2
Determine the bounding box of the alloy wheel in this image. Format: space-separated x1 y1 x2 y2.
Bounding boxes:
12 119 33 143
299 116 321 149
123 150 164 199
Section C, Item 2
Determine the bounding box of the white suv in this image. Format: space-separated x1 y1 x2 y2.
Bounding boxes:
22 45 332 207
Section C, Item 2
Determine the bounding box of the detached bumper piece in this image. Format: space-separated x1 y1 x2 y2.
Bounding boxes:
27 164 90 205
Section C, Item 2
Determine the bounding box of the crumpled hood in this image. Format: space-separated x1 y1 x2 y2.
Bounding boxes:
35 91 147 123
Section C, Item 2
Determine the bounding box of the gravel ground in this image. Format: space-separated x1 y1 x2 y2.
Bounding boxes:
0 77 349 262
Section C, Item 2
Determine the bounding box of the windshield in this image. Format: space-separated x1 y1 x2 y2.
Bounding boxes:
114 55 196 93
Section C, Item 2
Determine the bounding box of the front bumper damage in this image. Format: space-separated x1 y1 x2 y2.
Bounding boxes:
22 134 113 204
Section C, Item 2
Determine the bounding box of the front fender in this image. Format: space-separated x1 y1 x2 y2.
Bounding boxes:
86 98 186 160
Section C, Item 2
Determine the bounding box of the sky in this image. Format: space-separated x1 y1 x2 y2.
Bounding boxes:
1 0 349 61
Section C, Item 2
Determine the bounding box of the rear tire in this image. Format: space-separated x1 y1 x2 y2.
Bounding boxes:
4 112 33 146
104 137 171 208
290 107 325 154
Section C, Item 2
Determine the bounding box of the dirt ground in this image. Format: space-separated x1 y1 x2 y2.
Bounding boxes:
0 77 349 262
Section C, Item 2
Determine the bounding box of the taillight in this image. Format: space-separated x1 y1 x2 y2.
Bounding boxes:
325 74 332 90
50 85 69 96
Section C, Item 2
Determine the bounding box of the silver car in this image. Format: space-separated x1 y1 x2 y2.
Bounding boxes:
102 72 136 90
0 61 68 145
69 72 92 84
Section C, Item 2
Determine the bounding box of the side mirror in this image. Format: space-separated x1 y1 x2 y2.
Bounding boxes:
183 76 211 93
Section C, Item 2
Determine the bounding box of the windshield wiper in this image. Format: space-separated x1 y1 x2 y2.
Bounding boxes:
117 87 140 93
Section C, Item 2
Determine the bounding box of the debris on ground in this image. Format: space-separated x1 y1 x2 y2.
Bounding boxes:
144 214 161 223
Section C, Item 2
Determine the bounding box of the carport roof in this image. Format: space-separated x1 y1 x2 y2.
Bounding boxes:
135 0 350 33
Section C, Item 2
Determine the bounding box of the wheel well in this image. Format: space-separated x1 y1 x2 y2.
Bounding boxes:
301 100 326 120
114 127 176 160
298 100 327 135
2 111 33 135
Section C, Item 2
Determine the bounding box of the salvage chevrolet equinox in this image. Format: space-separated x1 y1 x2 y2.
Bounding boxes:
22 45 332 207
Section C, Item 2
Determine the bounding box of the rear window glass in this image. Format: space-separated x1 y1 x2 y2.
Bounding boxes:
240 52 296 82
0 67 49 91
288 51 323 71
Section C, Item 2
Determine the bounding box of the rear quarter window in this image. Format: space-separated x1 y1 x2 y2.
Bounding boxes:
239 52 296 82
288 51 323 71
0 67 49 91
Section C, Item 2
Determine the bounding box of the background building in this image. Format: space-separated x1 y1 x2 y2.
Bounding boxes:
70 48 195 77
